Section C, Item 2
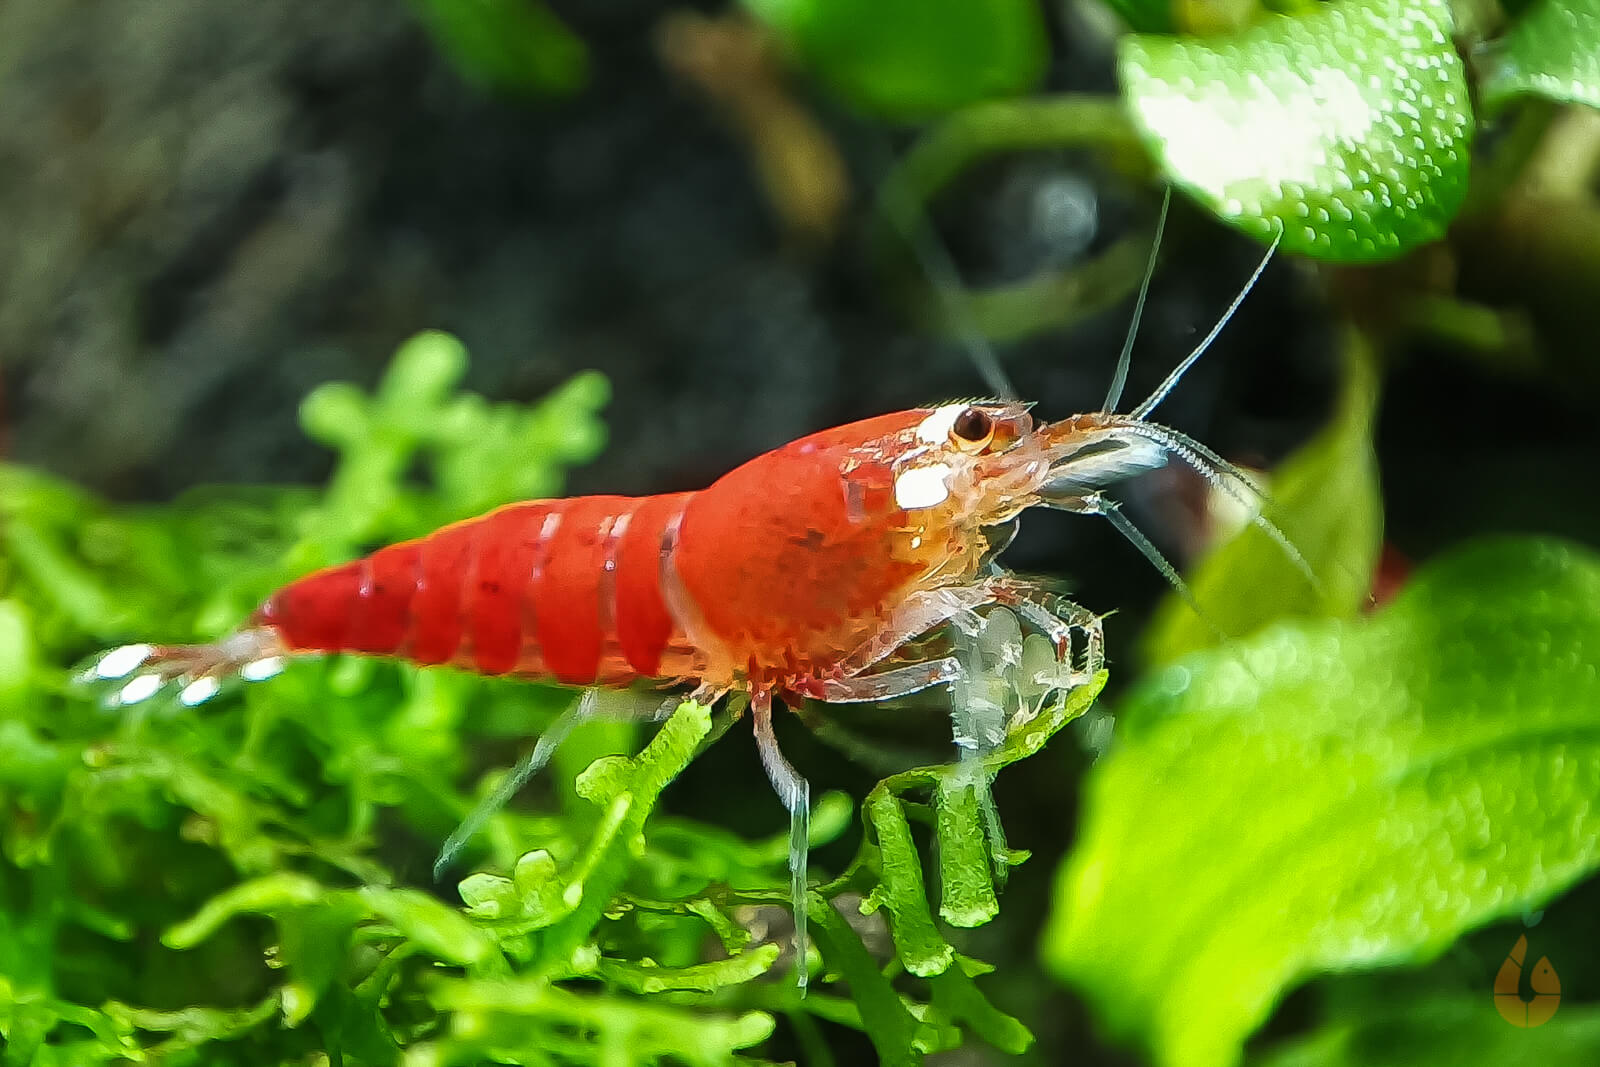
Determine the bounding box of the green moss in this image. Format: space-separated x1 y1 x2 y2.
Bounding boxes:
0 331 1061 1065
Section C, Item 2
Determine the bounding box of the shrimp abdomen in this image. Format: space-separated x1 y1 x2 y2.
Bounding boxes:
252 494 698 687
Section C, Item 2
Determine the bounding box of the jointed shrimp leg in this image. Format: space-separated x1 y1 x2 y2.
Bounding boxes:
839 586 1001 675
434 688 598 879
435 688 684 878
792 656 962 703
1049 490 1215 631
751 688 812 990
985 576 1105 678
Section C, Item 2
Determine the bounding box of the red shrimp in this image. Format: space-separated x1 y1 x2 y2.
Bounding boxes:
100 404 1181 705
88 215 1297 988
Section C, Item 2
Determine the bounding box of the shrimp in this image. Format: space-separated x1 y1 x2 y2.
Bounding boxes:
87 206 1298 989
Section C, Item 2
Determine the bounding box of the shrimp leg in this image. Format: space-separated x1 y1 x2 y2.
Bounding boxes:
435 688 681 879
793 656 963 704
751 688 811 990
839 586 1001 675
1049 490 1221 636
986 576 1105 677
435 689 597 879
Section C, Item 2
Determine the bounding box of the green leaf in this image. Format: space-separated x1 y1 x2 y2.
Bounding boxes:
457 871 519 919
275 900 363 1026
1142 329 1383 664
409 0 589 96
359 886 502 970
808 898 926 1067
163 873 326 949
927 962 1033 1055
1118 0 1473 262
1479 0 1600 112
596 944 781 993
540 702 711 969
934 774 1000 928
744 0 1048 118
1045 537 1600 1067
862 788 955 977
426 978 775 1065
1256 995 1600 1067
103 995 281 1047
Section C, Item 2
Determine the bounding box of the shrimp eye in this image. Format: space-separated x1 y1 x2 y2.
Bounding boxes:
949 407 995 452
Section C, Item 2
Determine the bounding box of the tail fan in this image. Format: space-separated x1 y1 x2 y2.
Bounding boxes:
78 628 287 709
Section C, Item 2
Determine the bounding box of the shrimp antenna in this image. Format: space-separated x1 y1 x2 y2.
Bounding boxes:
1129 222 1283 422
1105 418 1323 595
1102 185 1171 414
1083 492 1228 641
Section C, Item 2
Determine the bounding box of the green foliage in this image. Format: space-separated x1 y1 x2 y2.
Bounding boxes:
1479 0 1600 111
774 0 1597 323
742 0 1049 119
0 332 1075 1064
1118 0 1473 262
410 0 588 96
1256 996 1600 1067
1044 537 1600 1067
1142 329 1383 664
1100 0 1178 33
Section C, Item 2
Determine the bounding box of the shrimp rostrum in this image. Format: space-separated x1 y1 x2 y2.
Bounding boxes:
90 231 1298 988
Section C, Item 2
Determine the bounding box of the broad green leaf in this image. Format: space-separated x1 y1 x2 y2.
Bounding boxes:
0 601 35 706
1046 537 1600 1067
1142 330 1382 664
1118 0 1473 262
744 0 1048 118
1256 995 1600 1067
1479 0 1600 111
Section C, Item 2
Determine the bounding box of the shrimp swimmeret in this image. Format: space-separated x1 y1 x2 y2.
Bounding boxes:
89 216 1295 988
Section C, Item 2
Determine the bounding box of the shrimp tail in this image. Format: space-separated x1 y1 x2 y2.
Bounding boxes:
80 627 289 707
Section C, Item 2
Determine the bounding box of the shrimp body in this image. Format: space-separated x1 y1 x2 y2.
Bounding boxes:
246 405 1089 700
115 402 1184 717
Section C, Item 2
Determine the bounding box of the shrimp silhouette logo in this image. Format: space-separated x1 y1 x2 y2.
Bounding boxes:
1493 934 1560 1028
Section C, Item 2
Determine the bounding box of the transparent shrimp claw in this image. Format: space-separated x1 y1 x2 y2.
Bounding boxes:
947 601 1102 885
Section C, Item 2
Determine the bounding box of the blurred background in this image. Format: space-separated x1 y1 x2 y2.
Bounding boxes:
5 0 1600 1064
